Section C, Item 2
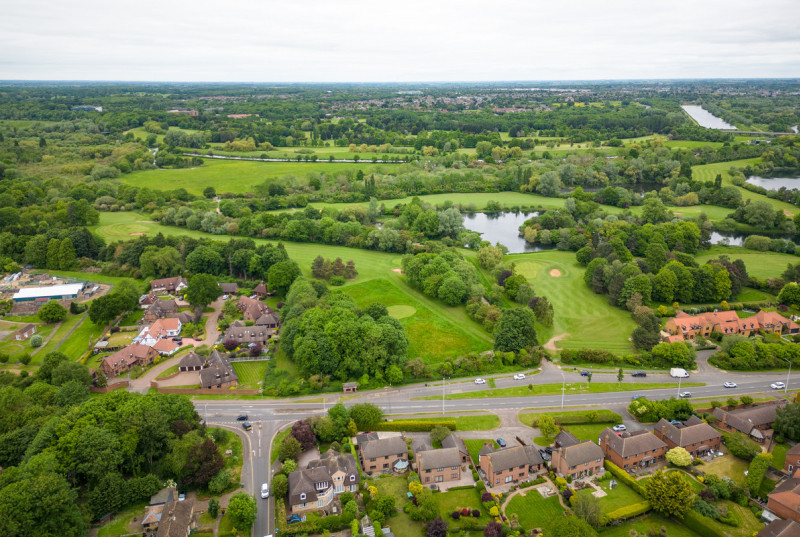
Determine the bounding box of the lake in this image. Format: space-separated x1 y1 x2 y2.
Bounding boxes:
681 105 737 130
463 212 553 253
746 173 800 191
710 231 798 247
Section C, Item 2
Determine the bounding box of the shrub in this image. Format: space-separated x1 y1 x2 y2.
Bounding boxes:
723 432 761 460
372 420 456 432
29 334 43 348
603 501 651 524
682 510 729 537
330 276 346 286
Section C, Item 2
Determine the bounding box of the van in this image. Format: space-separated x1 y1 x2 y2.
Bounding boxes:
670 368 689 378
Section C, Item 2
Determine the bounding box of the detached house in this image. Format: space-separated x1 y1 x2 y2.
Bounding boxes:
13 324 36 341
551 441 604 480
289 451 360 520
654 416 721 457
600 429 668 471
99 344 158 378
218 282 239 295
357 434 408 476
712 402 784 443
442 434 470 464
150 276 187 294
224 321 272 347
199 350 238 389
253 281 268 298
138 318 182 346
480 445 545 487
417 447 462 485
237 296 280 327
142 299 179 323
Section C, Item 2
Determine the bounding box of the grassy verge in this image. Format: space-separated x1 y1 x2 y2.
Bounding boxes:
156 365 179 378
383 415 500 431
415 382 706 401
271 428 291 463
518 409 621 427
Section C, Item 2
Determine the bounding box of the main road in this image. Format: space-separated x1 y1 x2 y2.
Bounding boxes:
198 360 795 537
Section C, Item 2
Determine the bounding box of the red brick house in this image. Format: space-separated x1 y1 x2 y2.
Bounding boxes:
479 445 545 487
759 519 800 537
664 309 800 342
356 434 408 476
784 445 800 475
768 478 800 524
654 416 722 457
150 276 187 294
712 402 784 443
600 429 667 471
417 447 462 485
99 344 157 378
551 441 604 480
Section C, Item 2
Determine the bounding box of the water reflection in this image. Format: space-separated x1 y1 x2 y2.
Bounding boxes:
463 212 554 254
746 174 800 191
681 105 737 130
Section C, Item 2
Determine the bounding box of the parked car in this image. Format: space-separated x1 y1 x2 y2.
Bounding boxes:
172 337 183 343
538 449 551 462
261 482 270 499
237 413 248 421
678 392 692 398
243 421 253 431
286 515 302 524
178 490 186 501
580 370 590 376
474 378 486 384
631 371 647 377
632 394 645 400
771 382 786 390
669 419 682 426
612 424 627 432
544 447 552 455
513 373 525 380
496 438 506 448
723 381 737 388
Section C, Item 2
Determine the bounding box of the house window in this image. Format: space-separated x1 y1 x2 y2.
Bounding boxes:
350 475 355 481
495 478 500 484
505 475 513 483
383 463 389 469
451 473 458 479
300 493 306 500
370 458 376 462
437 467 443 472
318 499 324 508
298 502 306 508
425 477 430 483
451 466 458 470
435 476 443 483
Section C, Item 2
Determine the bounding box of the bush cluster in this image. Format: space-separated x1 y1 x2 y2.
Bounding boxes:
372 420 456 432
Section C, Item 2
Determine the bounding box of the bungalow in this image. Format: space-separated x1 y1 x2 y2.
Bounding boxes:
358 435 408 476
199 350 238 389
178 351 204 372
13 324 36 341
768 478 800 524
138 318 182 347
551 441 604 480
289 451 359 519
654 416 722 457
784 445 800 475
711 402 784 443
417 447 462 485
759 519 800 537
442 434 470 464
150 276 187 294
99 344 158 378
599 429 668 471
480 445 545 487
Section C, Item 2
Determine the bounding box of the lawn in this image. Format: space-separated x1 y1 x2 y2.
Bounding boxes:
578 479 642 513
270 428 291 463
383 415 500 431
599 512 699 537
120 158 401 196
231 360 269 389
696 246 797 280
518 409 622 427
37 269 131 285
464 439 499 466
0 323 56 364
505 489 564 531
372 477 424 537
96 501 147 537
34 314 86 357
156 364 179 378
417 382 705 401
106 330 136 348
700 454 750 485
564 423 613 443
61 319 105 361
702 500 763 537
772 443 790 470
435 488 490 529
508 250 637 355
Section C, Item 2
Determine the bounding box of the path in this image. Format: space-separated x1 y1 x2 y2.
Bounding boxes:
30 323 60 357
543 333 569 352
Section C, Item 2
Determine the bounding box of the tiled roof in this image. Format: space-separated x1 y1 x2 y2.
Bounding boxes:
601 429 667 457
560 441 604 467
179 352 204 369
418 447 461 470
759 519 800 537
442 434 467 454
554 430 580 448
769 478 800 512
361 436 407 459
156 499 194 537
656 418 721 447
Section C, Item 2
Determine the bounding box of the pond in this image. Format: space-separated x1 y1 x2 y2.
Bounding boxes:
463 212 554 254
681 105 737 130
746 173 800 191
710 231 798 247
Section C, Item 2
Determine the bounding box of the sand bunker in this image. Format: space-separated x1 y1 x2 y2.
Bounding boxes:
392 268 403 274
549 269 562 277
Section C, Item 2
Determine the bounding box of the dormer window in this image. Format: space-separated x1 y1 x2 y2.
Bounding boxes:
300 493 306 500
350 475 355 481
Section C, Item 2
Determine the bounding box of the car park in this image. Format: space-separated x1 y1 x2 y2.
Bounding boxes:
612 424 627 432
243 421 252 431
261 482 270 499
237 413 248 421
723 381 737 388
513 373 525 380
771 382 786 390
678 392 692 398
474 378 486 384
496 438 506 447
631 371 647 377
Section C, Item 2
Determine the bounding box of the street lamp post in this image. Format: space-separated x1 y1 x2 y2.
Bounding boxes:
781 357 792 393
442 377 445 415
561 381 565 409
678 375 682 396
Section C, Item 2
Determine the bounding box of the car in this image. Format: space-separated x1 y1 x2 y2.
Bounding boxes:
580 370 590 376
496 438 506 448
286 515 302 524
243 421 252 431
172 337 183 343
237 413 248 421
538 449 551 462
261 482 270 499
771 382 786 390
474 378 486 384
612 424 627 432
669 419 682 426
631 371 647 377
631 394 645 400
723 381 737 388
222 294 229 300
544 447 553 455
178 490 186 501
678 392 692 398
513 373 525 380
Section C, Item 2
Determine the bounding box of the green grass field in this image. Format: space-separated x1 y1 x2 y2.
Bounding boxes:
231 360 269 389
505 490 564 531
772 442 790 470
564 423 613 442
35 314 86 356
120 158 401 196
464 439 499 466
61 319 105 361
600 513 699 537
420 382 704 401
508 250 636 354
700 454 750 485
385 415 499 431
518 409 622 427
696 245 796 280
578 479 642 513
0 323 55 363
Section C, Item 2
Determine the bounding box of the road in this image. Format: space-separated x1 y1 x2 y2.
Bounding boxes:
196 358 795 537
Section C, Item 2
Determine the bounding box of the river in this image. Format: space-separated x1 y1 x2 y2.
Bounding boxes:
681 105 737 130
746 173 800 191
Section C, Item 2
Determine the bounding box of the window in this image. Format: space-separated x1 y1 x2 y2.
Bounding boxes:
298 502 306 508
383 463 389 469
505 475 513 483
437 467 443 472
300 493 306 500
425 477 430 483
451 473 458 479
370 458 376 462
350 475 355 481
451 466 458 470
318 499 324 507
435 476 443 483
495 478 500 484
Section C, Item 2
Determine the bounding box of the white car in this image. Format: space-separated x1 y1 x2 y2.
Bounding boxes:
474 378 486 385
723 382 737 388
771 382 786 390
261 482 270 499
678 392 692 398
513 374 525 380
612 424 626 432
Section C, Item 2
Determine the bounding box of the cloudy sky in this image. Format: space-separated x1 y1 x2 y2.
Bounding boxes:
1 0 798 81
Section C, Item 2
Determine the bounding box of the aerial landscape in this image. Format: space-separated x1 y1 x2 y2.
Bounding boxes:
1 2 800 537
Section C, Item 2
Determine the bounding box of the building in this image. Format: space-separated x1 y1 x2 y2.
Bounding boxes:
199 350 238 389
599 429 668 471
768 478 800 524
289 452 359 519
358 435 408 476
178 351 204 372
12 283 83 302
142 299 179 323
417 447 462 485
137 318 182 347
654 416 722 457
664 309 800 342
554 430 580 448
480 445 545 487
150 276 187 294
153 338 180 356
13 324 36 340
442 434 470 464
140 291 159 307
218 282 239 295
253 281 268 298
711 402 784 443
142 488 177 532
343 382 358 393
784 445 800 474
759 519 800 537
237 296 279 327
99 344 158 378
551 441 604 480
155 499 195 537
224 321 272 347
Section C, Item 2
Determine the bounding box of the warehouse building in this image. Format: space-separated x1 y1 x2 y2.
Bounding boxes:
12 283 84 302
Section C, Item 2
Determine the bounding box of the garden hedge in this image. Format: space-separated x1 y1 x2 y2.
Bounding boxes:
603 501 651 524
603 460 645 496
682 510 729 537
373 420 456 432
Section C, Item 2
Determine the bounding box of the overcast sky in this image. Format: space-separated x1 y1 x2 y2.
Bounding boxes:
1 0 798 82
